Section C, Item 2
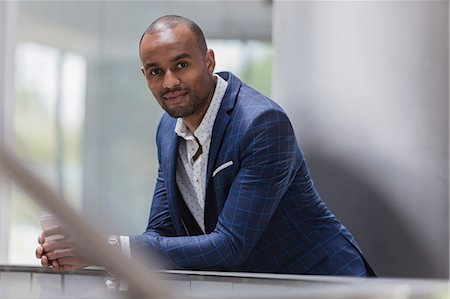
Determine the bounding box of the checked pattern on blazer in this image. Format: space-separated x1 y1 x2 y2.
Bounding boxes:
130 72 374 276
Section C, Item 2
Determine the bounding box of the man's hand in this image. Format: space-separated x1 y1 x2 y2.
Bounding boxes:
35 226 92 272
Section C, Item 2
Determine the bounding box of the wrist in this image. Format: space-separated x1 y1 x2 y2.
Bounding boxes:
107 234 121 249
105 234 120 276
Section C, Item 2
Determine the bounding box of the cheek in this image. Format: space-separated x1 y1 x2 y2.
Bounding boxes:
184 71 203 88
194 75 212 96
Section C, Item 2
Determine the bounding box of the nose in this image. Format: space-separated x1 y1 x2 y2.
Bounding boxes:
162 70 180 89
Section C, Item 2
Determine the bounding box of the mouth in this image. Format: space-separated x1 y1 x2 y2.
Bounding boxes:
163 90 188 104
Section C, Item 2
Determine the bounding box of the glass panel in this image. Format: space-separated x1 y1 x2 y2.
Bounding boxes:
4 1 272 265
211 40 272 97
10 42 87 265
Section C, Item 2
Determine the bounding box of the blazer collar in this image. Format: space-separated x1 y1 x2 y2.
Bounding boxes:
205 72 240 188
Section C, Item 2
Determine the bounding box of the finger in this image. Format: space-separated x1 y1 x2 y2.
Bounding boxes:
36 246 44 258
58 256 88 268
56 256 74 266
43 225 65 238
38 233 45 245
52 260 62 272
45 248 76 261
42 239 72 252
40 255 50 268
43 237 85 254
51 260 80 273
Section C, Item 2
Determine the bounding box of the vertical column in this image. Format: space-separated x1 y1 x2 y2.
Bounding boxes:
0 1 18 263
272 1 448 277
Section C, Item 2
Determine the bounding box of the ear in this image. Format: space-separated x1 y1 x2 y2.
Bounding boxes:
205 49 215 74
140 66 146 76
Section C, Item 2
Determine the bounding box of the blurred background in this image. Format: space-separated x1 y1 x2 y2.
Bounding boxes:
0 0 448 280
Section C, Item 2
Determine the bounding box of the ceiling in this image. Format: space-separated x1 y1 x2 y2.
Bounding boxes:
17 1 273 56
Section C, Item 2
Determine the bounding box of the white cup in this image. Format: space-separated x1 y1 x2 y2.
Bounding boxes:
40 212 65 242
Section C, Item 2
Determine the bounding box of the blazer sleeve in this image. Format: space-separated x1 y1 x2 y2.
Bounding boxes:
143 165 176 237
129 108 302 270
141 119 177 238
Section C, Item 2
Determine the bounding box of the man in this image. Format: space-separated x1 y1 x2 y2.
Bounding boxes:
37 15 374 276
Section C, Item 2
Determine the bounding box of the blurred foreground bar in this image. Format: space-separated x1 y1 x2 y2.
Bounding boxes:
0 265 448 299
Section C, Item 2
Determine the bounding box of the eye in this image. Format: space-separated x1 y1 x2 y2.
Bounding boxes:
149 68 162 76
176 62 188 69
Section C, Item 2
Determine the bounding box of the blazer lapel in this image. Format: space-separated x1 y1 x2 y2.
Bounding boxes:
203 73 241 233
205 72 240 190
164 131 186 235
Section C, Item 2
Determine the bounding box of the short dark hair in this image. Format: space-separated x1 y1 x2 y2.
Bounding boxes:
139 15 207 54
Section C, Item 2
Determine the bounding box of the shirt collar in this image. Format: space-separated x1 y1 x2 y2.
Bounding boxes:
175 74 228 144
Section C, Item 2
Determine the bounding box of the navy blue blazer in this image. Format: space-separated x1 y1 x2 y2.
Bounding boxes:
130 72 373 276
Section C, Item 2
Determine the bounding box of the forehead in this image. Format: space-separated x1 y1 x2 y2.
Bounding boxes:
139 25 199 64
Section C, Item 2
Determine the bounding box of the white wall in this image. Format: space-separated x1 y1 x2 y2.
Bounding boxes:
273 1 449 278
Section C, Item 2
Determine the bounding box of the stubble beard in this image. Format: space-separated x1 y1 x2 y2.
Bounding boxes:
162 89 209 119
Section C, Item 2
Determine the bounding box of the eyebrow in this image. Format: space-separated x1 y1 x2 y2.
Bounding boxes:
144 53 192 71
171 53 191 62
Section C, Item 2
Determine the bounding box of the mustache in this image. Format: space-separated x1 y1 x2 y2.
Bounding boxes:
160 87 189 98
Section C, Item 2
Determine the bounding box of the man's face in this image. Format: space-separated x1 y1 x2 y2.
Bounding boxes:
139 25 215 122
